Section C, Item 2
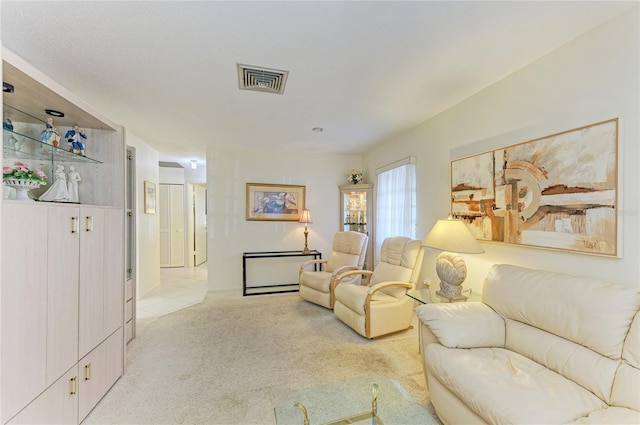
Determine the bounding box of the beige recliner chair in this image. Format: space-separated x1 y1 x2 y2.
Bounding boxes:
333 236 423 338
298 231 369 309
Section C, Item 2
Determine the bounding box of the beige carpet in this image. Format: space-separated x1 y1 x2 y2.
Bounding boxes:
84 291 438 424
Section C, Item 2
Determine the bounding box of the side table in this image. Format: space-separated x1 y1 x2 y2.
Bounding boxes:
242 250 322 296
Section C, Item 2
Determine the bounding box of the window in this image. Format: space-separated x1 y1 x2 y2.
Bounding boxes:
375 157 416 264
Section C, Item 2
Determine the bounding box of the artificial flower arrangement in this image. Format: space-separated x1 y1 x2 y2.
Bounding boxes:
347 169 364 185
3 161 47 185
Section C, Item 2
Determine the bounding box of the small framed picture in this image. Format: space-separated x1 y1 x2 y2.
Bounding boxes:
246 183 305 221
144 181 156 214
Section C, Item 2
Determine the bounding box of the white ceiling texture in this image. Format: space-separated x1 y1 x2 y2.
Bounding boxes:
1 1 636 168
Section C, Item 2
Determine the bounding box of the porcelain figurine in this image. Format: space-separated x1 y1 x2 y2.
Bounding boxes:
65 124 87 156
39 164 70 202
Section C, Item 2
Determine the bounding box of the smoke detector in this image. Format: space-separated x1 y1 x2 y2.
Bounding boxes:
237 64 288 95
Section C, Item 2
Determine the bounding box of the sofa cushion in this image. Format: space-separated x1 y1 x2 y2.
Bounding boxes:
368 262 412 298
505 319 619 404
611 311 640 411
483 265 640 358
326 252 359 274
425 344 606 424
299 271 333 292
415 302 505 348
568 407 640 424
332 231 367 256
333 282 397 315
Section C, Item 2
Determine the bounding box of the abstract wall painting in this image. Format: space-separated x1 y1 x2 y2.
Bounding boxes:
451 118 619 256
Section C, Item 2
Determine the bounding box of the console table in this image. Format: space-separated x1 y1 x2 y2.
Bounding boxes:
242 250 322 296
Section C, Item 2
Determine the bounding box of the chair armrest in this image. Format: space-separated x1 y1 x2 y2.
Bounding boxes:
333 265 360 276
298 259 327 277
415 302 505 349
366 281 412 295
335 270 373 287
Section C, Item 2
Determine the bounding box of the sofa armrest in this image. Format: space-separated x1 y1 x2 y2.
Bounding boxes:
416 302 506 348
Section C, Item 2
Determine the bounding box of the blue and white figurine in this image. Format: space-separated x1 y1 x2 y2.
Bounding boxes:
65 124 87 156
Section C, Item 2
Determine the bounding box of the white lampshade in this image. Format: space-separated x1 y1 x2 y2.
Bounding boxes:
299 209 312 224
423 218 484 254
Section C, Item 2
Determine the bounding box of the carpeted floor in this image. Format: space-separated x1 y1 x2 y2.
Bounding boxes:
84 291 438 424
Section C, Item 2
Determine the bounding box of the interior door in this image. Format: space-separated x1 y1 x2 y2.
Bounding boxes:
159 184 185 267
194 185 207 266
169 184 185 267
159 184 171 267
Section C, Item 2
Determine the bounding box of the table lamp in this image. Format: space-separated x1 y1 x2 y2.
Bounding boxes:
423 217 484 301
299 209 312 254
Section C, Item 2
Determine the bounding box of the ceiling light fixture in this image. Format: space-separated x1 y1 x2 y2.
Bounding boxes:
3 82 14 93
45 109 65 118
191 160 197 169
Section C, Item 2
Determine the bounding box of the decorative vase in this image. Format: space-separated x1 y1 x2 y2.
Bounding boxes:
4 178 40 201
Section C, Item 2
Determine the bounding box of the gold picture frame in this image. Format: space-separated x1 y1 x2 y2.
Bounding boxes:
144 181 156 214
246 183 306 221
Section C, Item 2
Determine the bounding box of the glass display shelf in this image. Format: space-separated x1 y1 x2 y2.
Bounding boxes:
3 128 101 164
3 103 102 165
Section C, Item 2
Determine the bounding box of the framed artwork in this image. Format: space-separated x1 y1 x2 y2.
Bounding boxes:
246 183 305 221
144 181 156 214
451 118 619 256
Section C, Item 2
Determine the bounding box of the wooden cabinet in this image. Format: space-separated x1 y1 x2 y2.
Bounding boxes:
8 328 124 425
7 366 79 425
339 184 374 270
46 205 80 385
1 49 125 424
0 203 48 422
78 207 123 358
78 328 123 422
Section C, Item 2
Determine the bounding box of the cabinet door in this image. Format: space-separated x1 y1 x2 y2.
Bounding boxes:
7 366 79 425
46 205 80 385
1 203 48 423
78 328 123 422
103 208 123 336
78 206 105 357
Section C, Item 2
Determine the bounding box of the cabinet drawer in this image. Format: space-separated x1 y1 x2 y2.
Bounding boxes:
125 279 133 301
78 328 123 422
8 366 79 425
125 320 133 343
125 299 133 322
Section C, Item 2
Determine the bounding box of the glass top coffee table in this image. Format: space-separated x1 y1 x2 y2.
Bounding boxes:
274 375 438 425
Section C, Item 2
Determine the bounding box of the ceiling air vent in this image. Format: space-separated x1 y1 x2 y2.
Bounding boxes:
237 64 289 95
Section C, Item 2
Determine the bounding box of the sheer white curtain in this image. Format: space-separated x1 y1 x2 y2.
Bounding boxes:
375 160 416 265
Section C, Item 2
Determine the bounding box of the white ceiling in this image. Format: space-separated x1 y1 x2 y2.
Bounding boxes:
1 1 635 168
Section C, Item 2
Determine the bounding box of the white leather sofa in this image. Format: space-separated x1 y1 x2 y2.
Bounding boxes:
416 264 640 425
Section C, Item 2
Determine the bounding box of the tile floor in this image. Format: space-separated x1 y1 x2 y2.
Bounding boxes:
136 264 208 319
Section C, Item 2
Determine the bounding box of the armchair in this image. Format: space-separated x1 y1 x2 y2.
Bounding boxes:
298 231 368 309
333 236 423 338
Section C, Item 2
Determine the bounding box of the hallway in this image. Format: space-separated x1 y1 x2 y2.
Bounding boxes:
137 264 207 319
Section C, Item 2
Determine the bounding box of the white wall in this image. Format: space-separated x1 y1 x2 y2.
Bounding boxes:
364 8 640 293
126 131 161 298
206 146 362 291
159 166 185 185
